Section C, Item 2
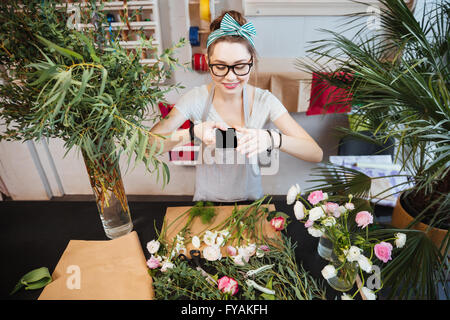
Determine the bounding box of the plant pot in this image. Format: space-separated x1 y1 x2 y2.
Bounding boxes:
391 195 448 252
82 150 133 239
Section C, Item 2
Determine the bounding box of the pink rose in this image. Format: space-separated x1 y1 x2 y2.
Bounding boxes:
270 217 285 231
374 242 393 263
325 202 339 216
308 190 325 205
218 276 239 295
226 246 237 256
146 256 160 269
355 211 374 228
304 219 313 228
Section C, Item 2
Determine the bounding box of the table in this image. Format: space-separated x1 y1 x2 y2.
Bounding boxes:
0 198 393 300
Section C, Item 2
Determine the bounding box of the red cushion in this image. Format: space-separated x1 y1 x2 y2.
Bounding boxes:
306 72 352 116
158 102 191 129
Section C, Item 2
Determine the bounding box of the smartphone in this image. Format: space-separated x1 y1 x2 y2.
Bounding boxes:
215 128 237 148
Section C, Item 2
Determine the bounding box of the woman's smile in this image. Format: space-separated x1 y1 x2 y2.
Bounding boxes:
223 82 240 90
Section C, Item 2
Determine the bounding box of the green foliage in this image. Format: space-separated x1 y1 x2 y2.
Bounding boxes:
153 235 327 300
189 201 216 224
296 0 449 299
0 0 186 188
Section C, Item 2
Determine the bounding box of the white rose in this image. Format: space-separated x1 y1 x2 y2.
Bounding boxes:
294 200 305 220
345 246 362 262
321 217 336 227
345 203 355 211
361 286 377 300
309 206 325 221
287 184 301 205
192 236 201 249
232 254 248 266
203 245 222 261
161 261 174 272
216 236 225 247
203 230 217 246
395 233 406 248
256 248 265 258
307 226 323 238
146 240 160 254
321 265 337 280
341 293 353 300
218 229 230 238
357 254 372 273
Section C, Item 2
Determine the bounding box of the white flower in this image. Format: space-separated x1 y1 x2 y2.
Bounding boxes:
232 254 248 266
345 246 362 262
345 202 355 211
361 286 377 300
161 261 174 272
339 205 346 213
357 254 373 273
146 240 160 255
341 293 353 300
218 229 230 238
237 244 256 259
192 236 201 249
294 201 305 220
309 206 325 221
176 234 184 243
216 236 225 247
203 230 217 246
395 233 407 248
256 248 265 258
175 242 186 255
321 265 337 280
321 217 336 227
323 192 329 200
203 245 222 261
307 226 323 238
287 184 301 205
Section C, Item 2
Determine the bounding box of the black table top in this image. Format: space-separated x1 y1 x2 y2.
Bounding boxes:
0 198 392 300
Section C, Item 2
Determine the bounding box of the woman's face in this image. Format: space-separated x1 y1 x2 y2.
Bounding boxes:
207 41 253 96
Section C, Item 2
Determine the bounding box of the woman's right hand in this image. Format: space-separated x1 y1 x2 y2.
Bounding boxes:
193 121 228 145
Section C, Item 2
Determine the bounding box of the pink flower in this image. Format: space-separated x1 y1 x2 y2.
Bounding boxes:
270 217 285 231
308 190 325 205
226 245 237 256
374 242 393 263
345 202 355 211
325 202 339 216
304 219 313 228
355 211 374 228
259 245 270 252
218 276 239 295
146 256 160 269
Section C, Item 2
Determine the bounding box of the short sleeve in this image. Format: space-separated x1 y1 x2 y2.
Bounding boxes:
173 86 206 122
265 91 288 122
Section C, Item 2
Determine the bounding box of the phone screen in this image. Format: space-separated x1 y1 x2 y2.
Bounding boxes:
216 128 237 148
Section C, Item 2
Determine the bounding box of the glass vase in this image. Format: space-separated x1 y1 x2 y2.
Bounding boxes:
317 235 335 261
82 150 133 239
327 260 358 292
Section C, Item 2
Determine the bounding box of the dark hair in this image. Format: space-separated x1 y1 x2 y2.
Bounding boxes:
207 10 258 65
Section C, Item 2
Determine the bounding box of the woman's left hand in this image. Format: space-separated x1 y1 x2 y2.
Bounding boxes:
235 127 271 158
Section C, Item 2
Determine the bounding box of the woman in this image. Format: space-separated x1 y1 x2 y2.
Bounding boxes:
150 11 323 202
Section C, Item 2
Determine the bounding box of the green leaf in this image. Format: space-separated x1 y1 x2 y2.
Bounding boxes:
10 267 52 295
36 35 83 61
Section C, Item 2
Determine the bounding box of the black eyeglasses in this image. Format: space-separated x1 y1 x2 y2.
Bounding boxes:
208 59 253 77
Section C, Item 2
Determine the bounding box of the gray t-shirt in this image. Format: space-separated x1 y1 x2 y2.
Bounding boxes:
174 84 288 128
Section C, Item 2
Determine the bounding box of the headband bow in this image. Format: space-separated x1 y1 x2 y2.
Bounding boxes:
206 13 256 48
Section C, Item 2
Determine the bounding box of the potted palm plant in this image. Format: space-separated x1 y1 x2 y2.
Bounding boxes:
297 0 449 299
0 1 184 238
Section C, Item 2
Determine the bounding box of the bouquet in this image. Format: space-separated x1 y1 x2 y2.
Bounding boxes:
145 196 326 300
287 184 407 300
